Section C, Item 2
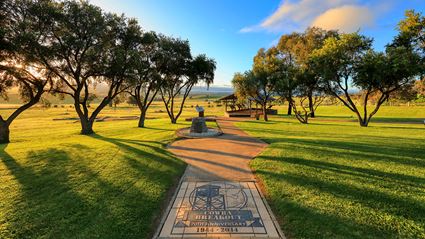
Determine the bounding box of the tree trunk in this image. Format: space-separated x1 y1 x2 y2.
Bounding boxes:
80 119 94 135
354 112 369 127
263 104 268 121
287 103 292 115
138 109 147 128
308 94 315 118
359 118 369 127
171 118 177 124
0 120 10 144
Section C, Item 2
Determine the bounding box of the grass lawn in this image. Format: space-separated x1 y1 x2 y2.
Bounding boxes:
237 106 425 239
0 107 190 238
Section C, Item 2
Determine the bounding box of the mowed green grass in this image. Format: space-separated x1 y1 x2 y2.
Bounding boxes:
0 105 194 238
237 105 425 239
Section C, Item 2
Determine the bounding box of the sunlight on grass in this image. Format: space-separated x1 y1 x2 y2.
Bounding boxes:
0 107 191 238
237 107 425 239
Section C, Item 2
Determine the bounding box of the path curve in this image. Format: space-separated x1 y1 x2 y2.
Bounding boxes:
157 117 284 239
168 117 267 181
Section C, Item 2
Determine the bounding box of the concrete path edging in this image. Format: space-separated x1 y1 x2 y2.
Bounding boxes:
154 117 285 239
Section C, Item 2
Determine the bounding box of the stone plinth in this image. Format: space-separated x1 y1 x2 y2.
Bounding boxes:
190 117 208 133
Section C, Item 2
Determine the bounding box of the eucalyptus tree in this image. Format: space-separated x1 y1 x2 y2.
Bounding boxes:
272 56 315 124
0 0 53 143
232 70 273 121
311 33 372 126
157 37 191 124
277 27 337 117
299 28 338 117
274 33 310 122
276 32 301 115
159 37 216 123
397 10 425 54
312 32 422 126
23 0 140 134
250 47 280 121
356 49 421 125
127 32 163 128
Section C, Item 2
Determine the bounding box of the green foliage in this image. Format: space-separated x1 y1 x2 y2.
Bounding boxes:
397 10 425 51
232 47 281 121
0 0 55 142
2 0 215 135
310 30 422 126
232 71 255 102
271 28 338 121
190 54 216 86
311 33 372 95
158 37 216 123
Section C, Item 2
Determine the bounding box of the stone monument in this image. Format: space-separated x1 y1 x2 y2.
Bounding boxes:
190 105 208 134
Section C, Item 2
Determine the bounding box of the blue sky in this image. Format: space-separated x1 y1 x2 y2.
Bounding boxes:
90 0 425 86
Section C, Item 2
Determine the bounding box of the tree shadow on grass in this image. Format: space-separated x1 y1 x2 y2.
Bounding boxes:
243 120 425 238
1 147 103 238
369 117 425 123
309 121 425 130
0 140 185 238
276 137 425 168
300 115 423 124
261 154 425 189
269 192 393 239
257 167 425 238
246 128 425 158
143 126 176 132
90 134 186 172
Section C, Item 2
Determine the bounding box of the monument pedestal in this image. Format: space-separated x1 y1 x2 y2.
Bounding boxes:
190 117 208 133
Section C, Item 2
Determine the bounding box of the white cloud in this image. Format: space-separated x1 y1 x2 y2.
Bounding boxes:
239 25 262 33
240 0 379 33
311 5 374 32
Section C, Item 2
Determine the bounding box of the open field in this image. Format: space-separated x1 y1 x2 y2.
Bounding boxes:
237 107 425 239
0 95 227 238
0 107 191 238
1 97 424 238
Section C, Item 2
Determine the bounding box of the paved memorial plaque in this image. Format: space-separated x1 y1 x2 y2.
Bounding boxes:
158 181 281 238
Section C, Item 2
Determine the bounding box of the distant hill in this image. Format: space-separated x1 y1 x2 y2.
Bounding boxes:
0 84 234 105
190 85 233 94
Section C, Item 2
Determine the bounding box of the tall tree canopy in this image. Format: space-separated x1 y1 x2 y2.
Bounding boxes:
0 0 53 143
20 0 142 134
312 31 422 126
397 10 425 53
127 31 163 128
275 32 300 115
311 33 372 126
276 27 337 118
159 37 216 124
251 47 279 121
1 0 216 137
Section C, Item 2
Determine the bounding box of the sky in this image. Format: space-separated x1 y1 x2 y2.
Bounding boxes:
89 0 425 86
